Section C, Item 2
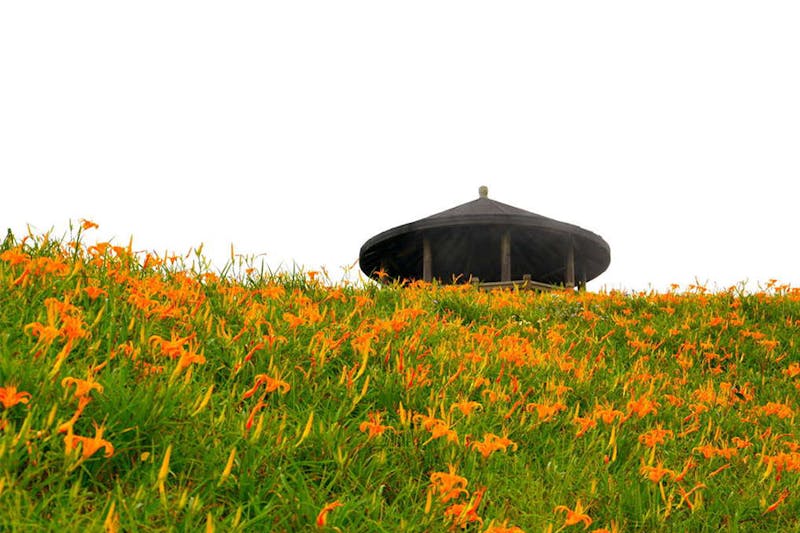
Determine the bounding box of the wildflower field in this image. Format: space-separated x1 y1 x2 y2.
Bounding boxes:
1 225 799 532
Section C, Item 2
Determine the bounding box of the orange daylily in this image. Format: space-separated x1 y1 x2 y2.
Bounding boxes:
426 422 459 445
0 385 31 408
412 411 448 431
640 461 676 483
244 400 267 432
592 404 625 425
671 459 697 482
350 332 376 359
25 322 62 345
64 423 114 458
0 249 30 266
626 395 659 419
358 411 394 439
638 427 673 448
283 312 305 329
83 286 107 300
762 452 800 474
554 499 592 529
79 219 99 230
450 399 483 417
429 464 469 503
471 433 517 459
412 411 459 444
444 486 485 528
573 416 597 437
694 443 738 460
241 373 291 399
59 314 89 342
62 376 103 399
525 400 568 422
784 363 800 378
57 395 92 434
87 242 111 256
763 489 789 514
759 402 794 419
260 284 286 300
676 483 706 510
315 500 343 527
149 332 197 359
175 348 206 372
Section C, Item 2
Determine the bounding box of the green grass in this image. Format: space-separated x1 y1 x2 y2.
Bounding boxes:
0 227 799 532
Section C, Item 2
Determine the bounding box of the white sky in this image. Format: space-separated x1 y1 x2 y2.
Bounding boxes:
2 2 799 292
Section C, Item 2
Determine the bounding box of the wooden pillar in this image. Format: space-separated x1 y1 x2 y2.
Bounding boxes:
501 230 511 282
565 237 575 288
423 237 432 282
578 268 587 292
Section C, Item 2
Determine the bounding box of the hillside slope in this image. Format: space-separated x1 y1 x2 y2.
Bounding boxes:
1 229 799 532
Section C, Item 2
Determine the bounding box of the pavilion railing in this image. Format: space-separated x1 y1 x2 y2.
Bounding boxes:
470 274 581 292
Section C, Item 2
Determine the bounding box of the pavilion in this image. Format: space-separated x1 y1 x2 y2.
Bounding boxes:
359 186 610 290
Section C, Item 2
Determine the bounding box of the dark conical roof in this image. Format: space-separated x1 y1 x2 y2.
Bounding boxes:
359 186 610 285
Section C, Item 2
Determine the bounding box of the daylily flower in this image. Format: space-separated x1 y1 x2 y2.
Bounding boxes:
694 443 738 460
554 499 592 529
759 401 794 419
176 348 206 372
0 249 30 266
640 461 676 483
784 363 800 378
444 486 485 528
315 500 343 527
426 422 459 445
638 427 673 448
359 411 394 439
283 312 305 329
149 333 196 359
57 395 92 434
573 416 597 437
59 315 89 342
450 399 483 417
25 322 62 345
62 376 103 399
79 219 99 230
471 433 517 459
242 373 291 399
64 423 114 458
244 400 267 432
83 286 107 300
592 404 625 425
763 489 790 514
525 400 568 422
0 385 31 408
430 464 469 503
626 395 659 419
676 483 705 511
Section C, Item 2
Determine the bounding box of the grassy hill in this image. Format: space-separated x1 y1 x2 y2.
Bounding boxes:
1 227 799 532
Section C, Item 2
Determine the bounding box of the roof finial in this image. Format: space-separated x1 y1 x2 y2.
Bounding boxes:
478 185 488 199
